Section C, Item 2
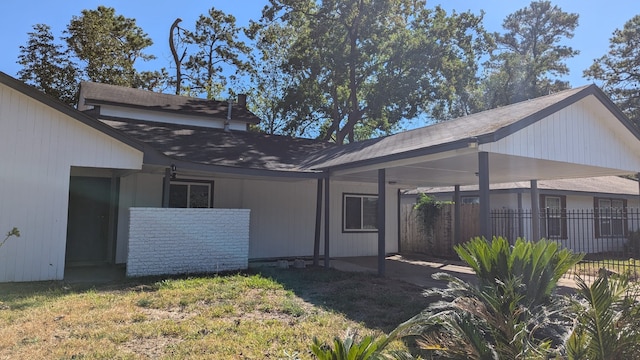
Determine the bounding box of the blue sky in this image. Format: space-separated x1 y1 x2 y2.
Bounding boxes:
0 0 638 89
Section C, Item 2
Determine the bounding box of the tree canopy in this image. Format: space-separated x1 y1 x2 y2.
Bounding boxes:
480 1 579 108
585 15 640 126
64 6 162 89
257 0 491 144
179 8 252 99
21 1 637 143
17 24 79 106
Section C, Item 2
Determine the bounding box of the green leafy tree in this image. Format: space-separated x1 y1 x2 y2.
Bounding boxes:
64 6 163 90
245 21 298 134
260 0 491 144
481 1 579 108
182 7 252 99
17 24 79 106
584 15 640 126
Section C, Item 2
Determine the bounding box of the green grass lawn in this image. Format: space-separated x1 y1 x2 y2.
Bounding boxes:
0 267 430 359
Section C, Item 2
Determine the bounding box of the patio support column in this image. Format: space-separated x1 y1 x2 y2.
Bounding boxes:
531 180 541 241
478 152 491 239
378 169 386 276
454 185 461 245
517 192 524 240
313 178 323 267
324 174 331 268
162 167 171 208
397 189 402 253
107 172 118 262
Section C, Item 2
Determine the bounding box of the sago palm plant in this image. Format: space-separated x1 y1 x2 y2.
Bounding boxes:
566 270 640 360
404 236 583 359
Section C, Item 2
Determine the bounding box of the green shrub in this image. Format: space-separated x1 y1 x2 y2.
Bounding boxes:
414 194 450 231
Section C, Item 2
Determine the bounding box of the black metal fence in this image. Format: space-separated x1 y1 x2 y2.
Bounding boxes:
490 208 640 280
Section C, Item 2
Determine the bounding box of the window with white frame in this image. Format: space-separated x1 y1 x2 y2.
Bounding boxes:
169 181 213 208
343 194 378 232
595 197 627 237
540 195 567 239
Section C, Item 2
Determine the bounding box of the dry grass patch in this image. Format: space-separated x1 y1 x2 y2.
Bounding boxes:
0 267 429 359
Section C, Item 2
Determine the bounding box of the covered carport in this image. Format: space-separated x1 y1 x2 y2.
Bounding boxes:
306 85 640 275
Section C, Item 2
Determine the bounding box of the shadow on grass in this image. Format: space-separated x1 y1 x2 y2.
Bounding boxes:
250 266 432 333
0 266 432 334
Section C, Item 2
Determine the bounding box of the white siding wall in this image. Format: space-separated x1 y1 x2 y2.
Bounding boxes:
115 173 164 263
328 180 399 257
0 84 143 282
127 208 250 276
99 105 248 131
120 175 401 261
480 99 640 172
240 178 319 259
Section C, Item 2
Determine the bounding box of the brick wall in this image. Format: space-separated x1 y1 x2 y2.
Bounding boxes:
127 208 250 277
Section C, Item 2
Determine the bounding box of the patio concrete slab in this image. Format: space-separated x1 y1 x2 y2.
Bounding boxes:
331 253 579 292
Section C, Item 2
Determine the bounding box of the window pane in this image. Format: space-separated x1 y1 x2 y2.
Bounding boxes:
345 197 362 229
612 200 624 209
547 218 561 237
362 197 378 229
190 185 210 208
462 197 479 204
612 219 624 236
546 197 561 210
601 219 611 236
169 184 188 208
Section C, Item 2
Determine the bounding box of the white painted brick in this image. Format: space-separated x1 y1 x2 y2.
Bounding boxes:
127 208 250 277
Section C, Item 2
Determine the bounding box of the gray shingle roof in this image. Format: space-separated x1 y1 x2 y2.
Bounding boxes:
102 118 336 173
95 83 634 177
80 82 261 124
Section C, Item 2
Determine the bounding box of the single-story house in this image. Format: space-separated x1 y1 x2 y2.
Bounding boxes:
2 69 640 282
402 176 640 253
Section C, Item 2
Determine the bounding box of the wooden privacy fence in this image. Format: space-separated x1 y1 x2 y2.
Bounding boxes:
400 203 479 257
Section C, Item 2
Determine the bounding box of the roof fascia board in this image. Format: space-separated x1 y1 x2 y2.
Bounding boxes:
331 146 478 177
319 138 471 174
590 86 640 140
142 148 323 179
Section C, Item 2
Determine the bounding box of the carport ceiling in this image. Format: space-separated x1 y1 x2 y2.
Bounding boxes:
331 151 634 188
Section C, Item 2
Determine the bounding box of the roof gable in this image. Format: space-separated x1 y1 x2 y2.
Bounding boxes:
78 82 261 125
0 72 144 152
306 85 640 171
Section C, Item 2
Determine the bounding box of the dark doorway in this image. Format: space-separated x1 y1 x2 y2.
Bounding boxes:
66 176 114 266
